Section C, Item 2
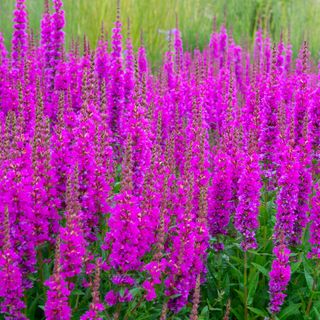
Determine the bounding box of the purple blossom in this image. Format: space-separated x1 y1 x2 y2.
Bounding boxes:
235 152 262 251
269 245 291 314
44 238 71 320
104 290 118 306
12 0 28 65
0 207 26 319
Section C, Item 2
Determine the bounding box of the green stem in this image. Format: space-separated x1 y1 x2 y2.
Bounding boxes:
306 262 319 316
74 292 80 312
244 251 248 320
38 248 45 295
114 303 122 320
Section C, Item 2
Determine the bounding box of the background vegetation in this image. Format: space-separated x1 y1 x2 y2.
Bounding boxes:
0 0 320 66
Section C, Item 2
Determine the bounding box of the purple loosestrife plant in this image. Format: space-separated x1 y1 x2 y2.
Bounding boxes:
4 111 36 283
235 152 262 251
259 48 282 189
208 150 233 251
109 5 124 147
95 28 109 83
269 244 291 314
32 90 60 244
80 260 104 320
122 26 135 138
268 143 299 314
0 207 26 320
41 0 54 95
273 144 300 243
103 134 142 283
51 0 65 70
45 237 71 320
12 0 28 66
164 145 198 313
0 2 319 318
60 165 86 278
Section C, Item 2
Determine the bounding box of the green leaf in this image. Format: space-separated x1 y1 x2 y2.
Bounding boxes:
130 287 143 297
248 306 269 317
27 294 39 319
227 260 242 278
291 260 302 274
72 289 85 296
248 271 259 305
230 306 242 320
234 289 244 301
251 262 269 277
312 305 320 318
279 303 301 319
303 259 313 291
199 306 209 320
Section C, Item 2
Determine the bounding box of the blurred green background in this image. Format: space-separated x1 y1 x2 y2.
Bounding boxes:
0 0 319 66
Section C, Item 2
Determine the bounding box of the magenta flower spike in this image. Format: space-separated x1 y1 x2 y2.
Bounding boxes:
12 0 28 66
51 0 65 67
269 244 291 314
80 260 104 320
95 27 109 82
273 144 300 243
235 152 262 251
44 237 71 320
122 23 135 137
109 3 124 146
41 0 54 92
208 150 233 251
0 207 26 319
60 165 86 278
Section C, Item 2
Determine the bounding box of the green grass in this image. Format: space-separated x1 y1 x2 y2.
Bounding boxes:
0 0 319 66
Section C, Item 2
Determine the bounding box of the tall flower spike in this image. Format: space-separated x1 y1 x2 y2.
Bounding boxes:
80 260 104 320
103 133 142 274
208 150 233 251
44 236 71 320
41 0 54 93
0 207 26 319
273 144 300 244
269 244 291 314
122 18 135 137
235 152 262 251
109 0 124 147
60 164 86 278
268 144 299 314
51 0 65 67
12 0 28 66
95 23 109 82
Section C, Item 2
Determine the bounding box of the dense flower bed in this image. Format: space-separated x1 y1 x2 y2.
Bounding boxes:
0 0 319 319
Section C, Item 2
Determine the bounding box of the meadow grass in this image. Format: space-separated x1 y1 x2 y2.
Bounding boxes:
0 0 319 66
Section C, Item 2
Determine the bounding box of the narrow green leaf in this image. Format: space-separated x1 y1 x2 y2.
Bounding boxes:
248 271 259 305
311 305 320 318
291 260 302 274
248 306 268 317
279 303 301 319
199 306 209 320
303 259 313 291
72 289 85 296
251 262 269 277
